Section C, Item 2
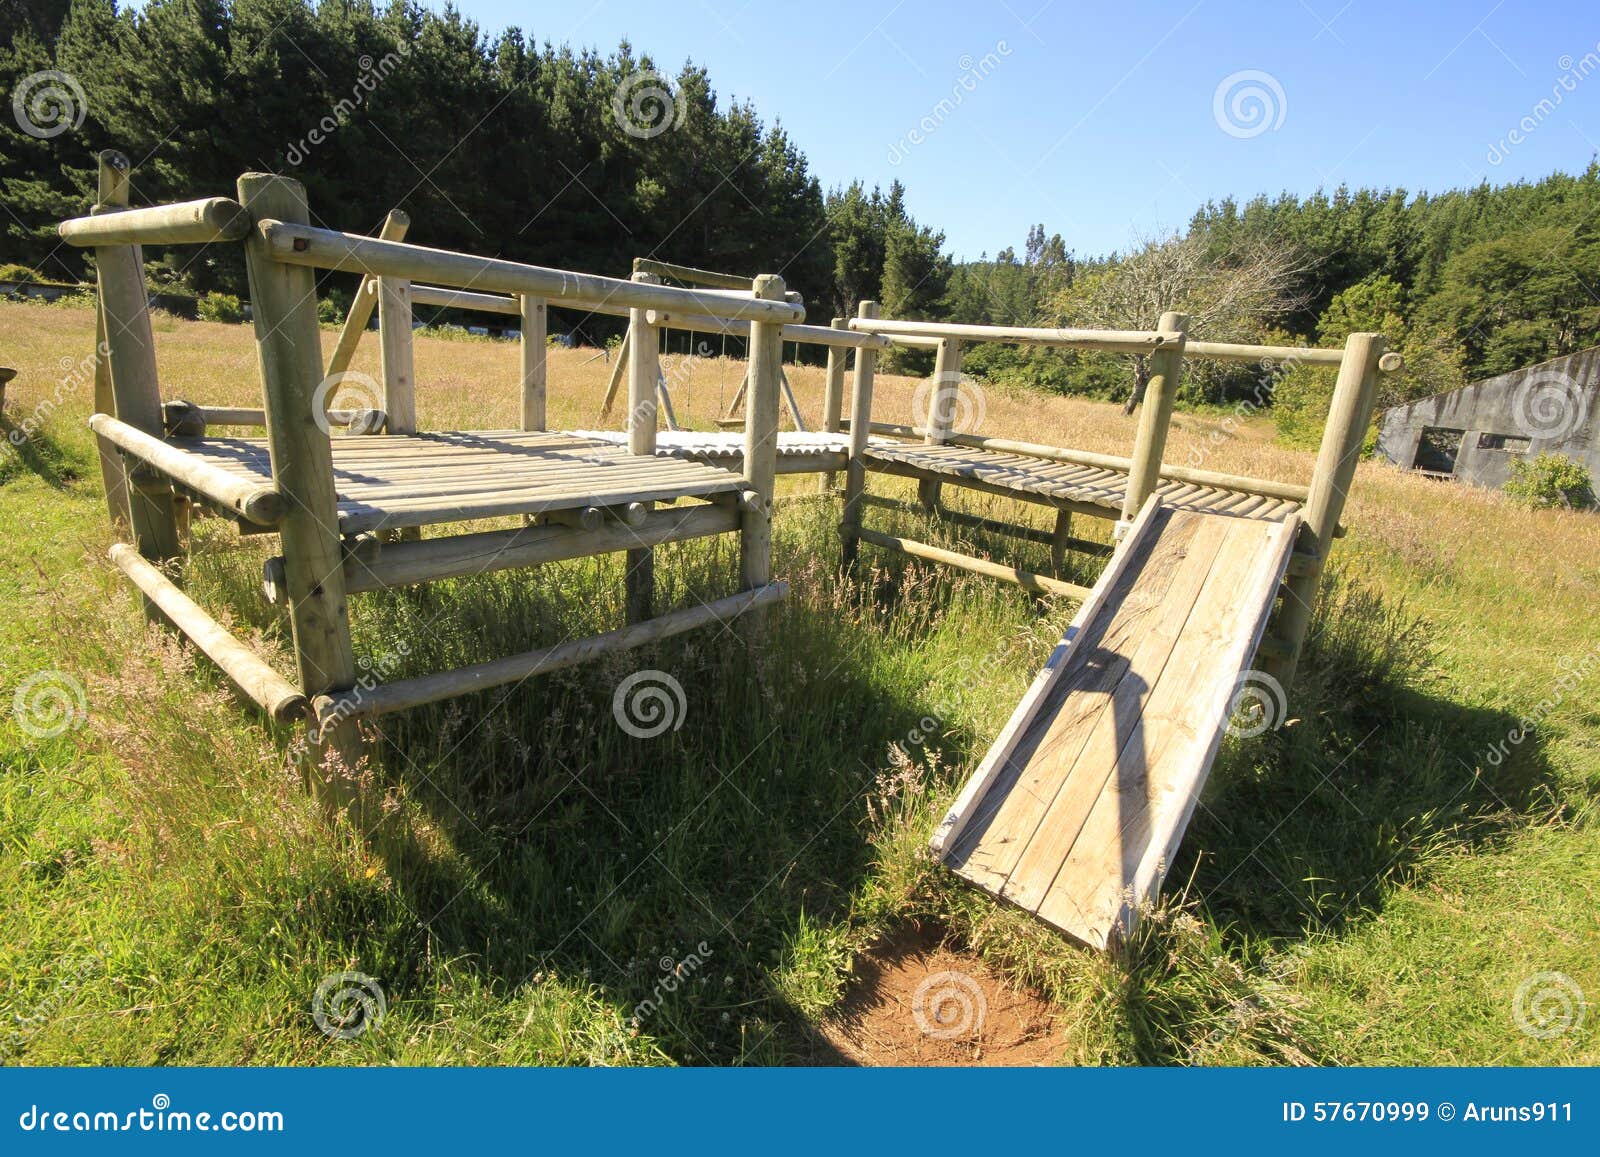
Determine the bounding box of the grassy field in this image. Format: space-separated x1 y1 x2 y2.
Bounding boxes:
1 298 1595 1066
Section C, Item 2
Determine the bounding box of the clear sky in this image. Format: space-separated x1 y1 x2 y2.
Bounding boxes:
134 0 1600 258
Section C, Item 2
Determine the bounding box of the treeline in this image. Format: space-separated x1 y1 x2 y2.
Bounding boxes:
0 0 947 333
5 0 1599 413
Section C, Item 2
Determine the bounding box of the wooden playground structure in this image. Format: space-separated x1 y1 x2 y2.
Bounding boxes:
61 150 1401 949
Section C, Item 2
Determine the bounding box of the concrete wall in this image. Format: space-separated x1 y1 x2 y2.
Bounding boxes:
1375 345 1600 491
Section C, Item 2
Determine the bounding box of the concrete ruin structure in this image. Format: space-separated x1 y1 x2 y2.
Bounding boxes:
1376 345 1600 490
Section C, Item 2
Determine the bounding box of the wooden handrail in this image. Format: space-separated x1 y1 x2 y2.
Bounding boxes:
59 198 250 247
89 413 283 525
256 219 805 323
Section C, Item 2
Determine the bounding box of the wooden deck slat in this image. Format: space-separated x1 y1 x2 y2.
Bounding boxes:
863 442 1299 522
167 430 746 532
939 504 1302 948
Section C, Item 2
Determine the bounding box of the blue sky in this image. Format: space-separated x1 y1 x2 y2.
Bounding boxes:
436 0 1600 258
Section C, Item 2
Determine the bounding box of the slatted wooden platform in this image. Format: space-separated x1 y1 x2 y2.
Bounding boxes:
931 501 1301 949
569 429 860 474
169 430 749 534
864 442 1302 521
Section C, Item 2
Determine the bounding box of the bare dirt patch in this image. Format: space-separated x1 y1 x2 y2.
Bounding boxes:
820 924 1066 1066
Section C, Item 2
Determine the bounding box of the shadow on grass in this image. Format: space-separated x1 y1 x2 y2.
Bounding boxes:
342 508 955 1064
0 411 85 491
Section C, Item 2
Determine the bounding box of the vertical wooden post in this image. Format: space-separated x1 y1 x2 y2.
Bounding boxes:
325 209 409 384
840 300 879 572
741 274 785 607
238 173 363 809
1050 510 1073 574
520 295 547 431
819 316 849 493
92 151 132 529
918 336 962 509
1118 310 1188 534
377 276 415 434
624 273 660 622
1265 332 1386 691
95 158 181 570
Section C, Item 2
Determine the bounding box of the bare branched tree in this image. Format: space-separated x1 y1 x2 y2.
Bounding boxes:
1055 231 1316 411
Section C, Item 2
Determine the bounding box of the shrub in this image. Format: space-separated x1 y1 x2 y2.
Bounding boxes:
1503 452 1595 510
0 263 39 283
317 288 350 326
196 292 246 324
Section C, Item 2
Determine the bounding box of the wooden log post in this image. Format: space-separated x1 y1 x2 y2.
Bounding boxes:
918 336 962 509
840 300 880 572
520 295 547 431
624 272 661 623
819 316 848 493
238 173 364 814
1264 332 1387 691
94 157 182 573
741 274 785 618
92 151 132 529
377 276 416 434
325 209 410 384
1117 310 1188 535
1050 510 1074 574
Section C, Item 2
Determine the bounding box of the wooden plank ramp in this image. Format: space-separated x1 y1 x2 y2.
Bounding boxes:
930 499 1301 949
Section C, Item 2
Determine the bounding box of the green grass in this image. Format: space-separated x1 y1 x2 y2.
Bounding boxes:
1 325 1596 1067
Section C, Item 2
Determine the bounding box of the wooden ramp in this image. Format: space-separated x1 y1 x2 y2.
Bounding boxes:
931 499 1301 949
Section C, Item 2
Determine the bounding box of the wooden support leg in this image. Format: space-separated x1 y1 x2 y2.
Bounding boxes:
820 317 847 493
624 273 661 623
92 152 132 529
740 275 785 630
1050 509 1073 574
917 337 962 510
240 172 366 818
599 329 630 421
839 301 879 573
625 546 655 624
1262 332 1386 692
